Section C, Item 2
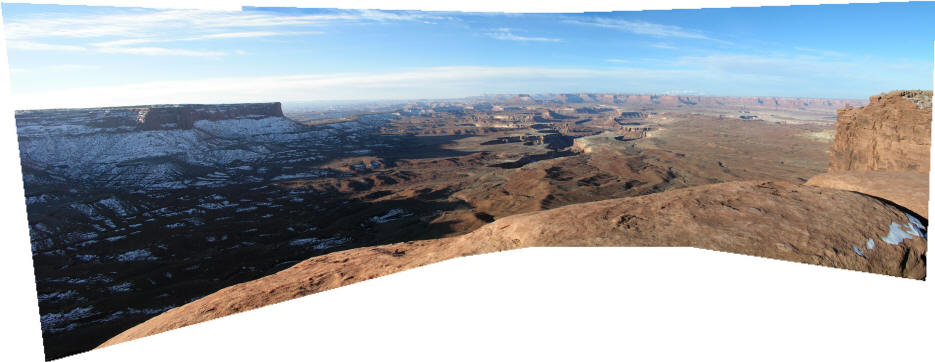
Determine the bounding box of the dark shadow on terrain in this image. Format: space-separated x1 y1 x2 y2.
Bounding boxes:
489 150 577 169
851 191 929 227
34 180 474 360
373 134 477 167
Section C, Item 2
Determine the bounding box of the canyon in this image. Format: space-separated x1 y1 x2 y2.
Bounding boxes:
15 93 924 360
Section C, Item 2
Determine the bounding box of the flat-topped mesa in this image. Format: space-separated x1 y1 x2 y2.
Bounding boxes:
480 93 866 111
829 90 932 172
137 102 285 130
611 94 863 110
14 102 285 131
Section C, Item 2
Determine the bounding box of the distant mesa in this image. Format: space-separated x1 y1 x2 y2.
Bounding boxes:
16 102 285 131
481 93 865 111
136 103 285 130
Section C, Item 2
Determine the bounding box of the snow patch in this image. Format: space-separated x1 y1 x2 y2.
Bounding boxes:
108 282 133 293
116 249 157 262
288 235 350 250
881 214 927 245
369 209 413 224
40 306 93 333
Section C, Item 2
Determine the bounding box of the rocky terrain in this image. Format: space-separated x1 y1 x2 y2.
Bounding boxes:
807 90 931 218
829 90 931 172
18 103 405 359
99 180 926 348
15 93 901 359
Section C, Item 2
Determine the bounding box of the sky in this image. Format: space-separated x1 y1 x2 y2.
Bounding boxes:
1 1 933 109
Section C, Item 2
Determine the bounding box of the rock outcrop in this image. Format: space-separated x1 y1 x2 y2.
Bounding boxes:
99 180 927 349
829 90 931 172
136 103 285 130
807 90 931 218
16 102 285 131
807 171 928 217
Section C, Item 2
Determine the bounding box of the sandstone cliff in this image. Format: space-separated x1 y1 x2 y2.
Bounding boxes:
137 103 284 130
807 90 931 217
99 181 926 349
829 90 931 172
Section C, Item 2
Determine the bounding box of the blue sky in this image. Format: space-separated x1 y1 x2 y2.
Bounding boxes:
1 2 933 109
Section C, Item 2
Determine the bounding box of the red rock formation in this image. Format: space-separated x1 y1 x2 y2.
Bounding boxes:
829 90 931 172
807 90 931 218
98 180 926 349
807 171 928 217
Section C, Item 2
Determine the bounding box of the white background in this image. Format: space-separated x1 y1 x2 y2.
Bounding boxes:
1 1 932 361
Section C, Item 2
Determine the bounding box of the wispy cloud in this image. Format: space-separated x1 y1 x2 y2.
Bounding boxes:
9 39 227 58
6 40 87 52
793 46 846 58
185 30 324 40
3 8 430 58
605 59 631 63
565 17 715 41
3 9 437 40
649 42 677 50
93 31 324 46
95 47 227 58
8 64 101 74
669 53 856 79
486 28 561 42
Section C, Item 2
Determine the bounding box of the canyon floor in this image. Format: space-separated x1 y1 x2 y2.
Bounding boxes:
16 94 926 360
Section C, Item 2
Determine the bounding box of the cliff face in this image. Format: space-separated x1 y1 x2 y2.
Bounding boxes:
829 90 932 172
15 102 285 131
14 101 321 190
806 90 931 218
137 103 285 130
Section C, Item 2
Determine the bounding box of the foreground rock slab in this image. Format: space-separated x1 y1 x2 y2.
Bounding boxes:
99 180 927 349
806 171 929 218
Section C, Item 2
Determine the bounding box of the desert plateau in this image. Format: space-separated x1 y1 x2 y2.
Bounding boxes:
4 3 933 360
13 91 929 358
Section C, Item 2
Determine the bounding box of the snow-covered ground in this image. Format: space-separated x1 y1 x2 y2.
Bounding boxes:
17 108 395 190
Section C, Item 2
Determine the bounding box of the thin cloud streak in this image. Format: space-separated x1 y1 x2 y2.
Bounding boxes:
9 40 229 58
486 28 561 42
3 8 409 59
6 40 87 52
89 31 323 48
95 46 227 58
2 9 441 40
10 64 101 73
564 18 715 40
